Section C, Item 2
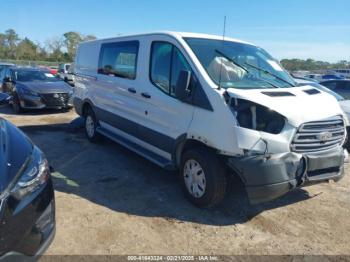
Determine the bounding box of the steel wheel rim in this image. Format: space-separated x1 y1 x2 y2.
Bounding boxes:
86 115 95 138
183 159 206 198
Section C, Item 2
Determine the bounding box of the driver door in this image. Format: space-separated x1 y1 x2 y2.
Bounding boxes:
138 40 195 157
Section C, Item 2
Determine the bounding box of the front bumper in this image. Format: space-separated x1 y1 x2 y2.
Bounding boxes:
227 146 345 204
0 179 56 259
0 226 55 262
18 93 73 109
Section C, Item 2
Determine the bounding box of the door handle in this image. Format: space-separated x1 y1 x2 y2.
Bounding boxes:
128 87 136 94
141 92 151 99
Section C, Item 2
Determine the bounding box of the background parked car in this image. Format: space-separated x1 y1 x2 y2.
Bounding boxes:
294 77 344 99
1 67 73 113
0 117 55 258
321 74 345 80
333 69 350 79
0 63 15 89
303 73 323 82
300 73 345 82
58 63 75 85
49 66 58 75
320 79 350 99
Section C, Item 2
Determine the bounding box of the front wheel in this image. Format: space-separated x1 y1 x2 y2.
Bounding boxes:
180 148 227 208
84 107 101 143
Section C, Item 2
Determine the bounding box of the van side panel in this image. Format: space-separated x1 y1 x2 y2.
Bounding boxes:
74 36 195 165
74 41 101 115
76 42 100 76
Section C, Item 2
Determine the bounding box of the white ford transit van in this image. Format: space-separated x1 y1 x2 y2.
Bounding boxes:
73 32 347 207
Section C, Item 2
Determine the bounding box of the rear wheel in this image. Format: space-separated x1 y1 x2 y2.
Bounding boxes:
180 147 227 208
12 93 23 114
84 107 101 143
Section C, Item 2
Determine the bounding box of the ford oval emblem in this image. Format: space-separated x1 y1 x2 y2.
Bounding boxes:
318 132 332 142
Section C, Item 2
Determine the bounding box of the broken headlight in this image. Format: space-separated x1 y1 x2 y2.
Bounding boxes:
11 146 49 199
231 98 286 134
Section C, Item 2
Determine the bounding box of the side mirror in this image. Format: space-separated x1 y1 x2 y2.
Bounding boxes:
0 93 11 105
175 70 191 102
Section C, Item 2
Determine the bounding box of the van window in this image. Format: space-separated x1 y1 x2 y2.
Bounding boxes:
170 47 191 95
98 41 139 80
150 42 191 96
150 42 172 93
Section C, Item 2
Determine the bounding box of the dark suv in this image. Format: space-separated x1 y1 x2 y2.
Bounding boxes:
0 118 55 259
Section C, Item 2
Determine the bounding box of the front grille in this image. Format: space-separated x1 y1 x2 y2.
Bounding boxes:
40 93 69 107
291 115 345 153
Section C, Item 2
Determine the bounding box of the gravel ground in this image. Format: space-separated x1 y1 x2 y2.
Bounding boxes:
1 106 350 256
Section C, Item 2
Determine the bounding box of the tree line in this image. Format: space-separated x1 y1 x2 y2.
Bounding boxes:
0 29 96 63
280 58 350 72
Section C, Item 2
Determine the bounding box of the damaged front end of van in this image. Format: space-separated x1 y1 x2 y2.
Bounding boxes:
225 87 347 204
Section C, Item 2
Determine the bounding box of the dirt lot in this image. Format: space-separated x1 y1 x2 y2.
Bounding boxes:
1 106 350 255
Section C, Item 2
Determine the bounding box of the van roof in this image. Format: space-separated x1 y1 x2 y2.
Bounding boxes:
80 31 255 46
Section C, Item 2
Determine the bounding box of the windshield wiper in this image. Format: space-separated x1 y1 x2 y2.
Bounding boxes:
244 62 295 87
215 49 249 73
214 49 279 88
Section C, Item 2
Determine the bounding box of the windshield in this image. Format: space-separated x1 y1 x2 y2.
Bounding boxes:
14 70 59 82
185 38 296 89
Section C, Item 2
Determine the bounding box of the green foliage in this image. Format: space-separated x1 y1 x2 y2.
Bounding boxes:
16 38 37 60
0 28 97 62
63 31 83 59
281 58 350 71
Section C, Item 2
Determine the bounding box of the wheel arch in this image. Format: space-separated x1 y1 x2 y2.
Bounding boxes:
81 99 95 116
174 137 218 168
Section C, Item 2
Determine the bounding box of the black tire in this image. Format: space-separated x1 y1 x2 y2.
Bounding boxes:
84 107 101 143
12 93 23 114
180 147 227 208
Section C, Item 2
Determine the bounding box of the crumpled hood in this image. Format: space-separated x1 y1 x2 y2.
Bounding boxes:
226 85 345 127
16 80 72 94
0 119 32 194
